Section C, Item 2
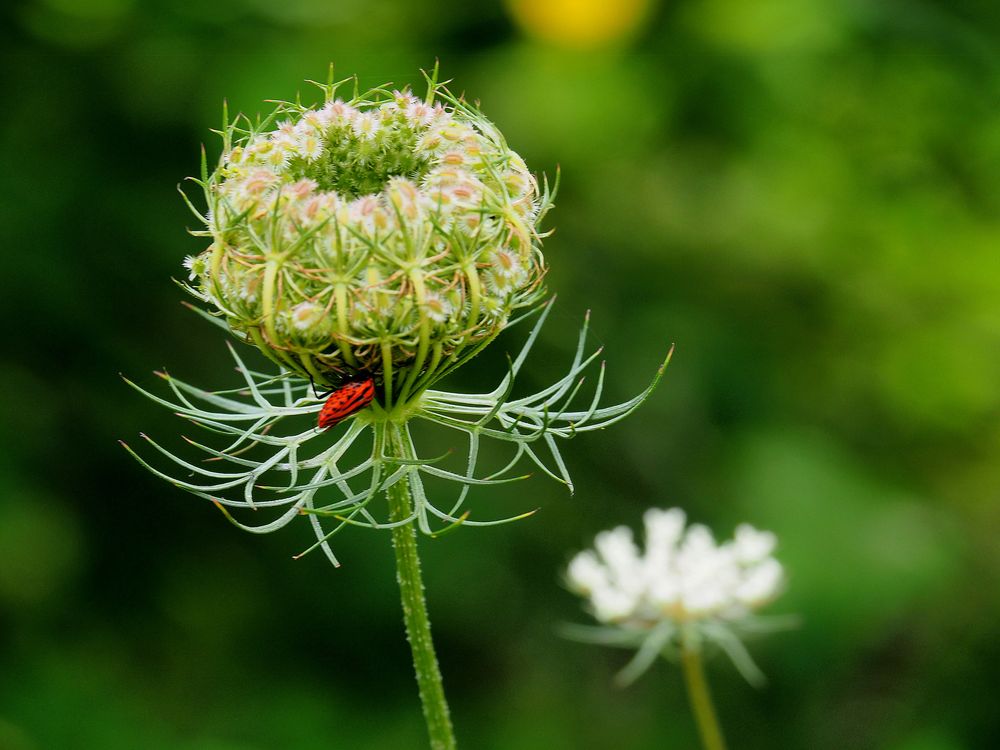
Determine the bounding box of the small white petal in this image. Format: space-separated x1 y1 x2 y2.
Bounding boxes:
644 507 686 546
591 585 638 623
595 527 640 576
736 559 784 606
566 551 608 594
734 524 777 564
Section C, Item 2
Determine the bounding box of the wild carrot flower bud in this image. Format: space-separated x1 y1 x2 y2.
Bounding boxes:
128 66 671 569
185 72 550 395
565 508 791 687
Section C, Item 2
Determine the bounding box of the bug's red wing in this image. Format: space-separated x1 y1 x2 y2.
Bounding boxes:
318 378 376 429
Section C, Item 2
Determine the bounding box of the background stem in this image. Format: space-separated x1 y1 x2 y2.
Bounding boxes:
680 630 728 750
386 423 457 750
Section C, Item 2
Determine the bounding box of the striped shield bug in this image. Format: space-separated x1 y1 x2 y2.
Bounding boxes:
317 376 376 430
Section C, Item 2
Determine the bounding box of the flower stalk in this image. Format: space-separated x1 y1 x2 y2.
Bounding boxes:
681 627 727 750
385 421 457 749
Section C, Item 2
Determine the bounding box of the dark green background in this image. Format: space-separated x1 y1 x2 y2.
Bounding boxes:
2 0 999 747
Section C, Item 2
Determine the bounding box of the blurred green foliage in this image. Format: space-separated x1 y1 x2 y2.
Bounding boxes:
2 0 999 747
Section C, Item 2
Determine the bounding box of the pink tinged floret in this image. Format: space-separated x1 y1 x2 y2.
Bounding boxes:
405 101 434 127
316 103 335 126
244 169 278 195
289 178 318 199
451 183 478 202
393 90 418 109
299 111 323 132
351 195 378 216
348 195 390 233
341 105 360 124
303 192 339 221
319 100 357 126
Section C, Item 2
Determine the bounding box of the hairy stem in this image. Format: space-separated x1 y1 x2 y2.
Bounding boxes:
386 422 457 749
681 629 727 750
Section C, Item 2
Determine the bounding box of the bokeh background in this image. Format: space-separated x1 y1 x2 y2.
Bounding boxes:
2 0 1000 747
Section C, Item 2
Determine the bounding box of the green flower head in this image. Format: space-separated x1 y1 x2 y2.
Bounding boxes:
184 69 553 399
127 67 669 568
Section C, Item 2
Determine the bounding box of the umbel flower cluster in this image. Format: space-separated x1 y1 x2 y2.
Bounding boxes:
126 70 670 566
184 70 549 396
565 509 789 686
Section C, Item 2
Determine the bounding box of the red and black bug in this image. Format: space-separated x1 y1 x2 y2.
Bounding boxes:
316 377 376 430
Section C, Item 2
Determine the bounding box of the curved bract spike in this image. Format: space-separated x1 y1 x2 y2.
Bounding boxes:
614 622 677 688
423 501 539 528
124 300 668 565
418 465 531 486
428 511 470 539
557 623 649 648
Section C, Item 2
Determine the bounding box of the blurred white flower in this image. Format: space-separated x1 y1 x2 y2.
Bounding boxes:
568 508 783 625
565 508 792 686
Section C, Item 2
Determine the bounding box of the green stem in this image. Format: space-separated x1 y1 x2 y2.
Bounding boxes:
680 630 727 750
386 423 457 750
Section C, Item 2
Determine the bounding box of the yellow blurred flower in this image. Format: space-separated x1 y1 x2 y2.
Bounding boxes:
506 0 654 49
